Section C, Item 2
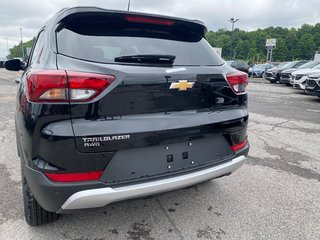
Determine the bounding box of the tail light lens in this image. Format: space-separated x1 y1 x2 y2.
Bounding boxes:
44 171 103 182
26 70 68 102
226 71 249 94
67 71 115 101
26 70 115 102
231 139 248 151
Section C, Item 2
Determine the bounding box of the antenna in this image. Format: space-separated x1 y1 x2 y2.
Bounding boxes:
127 0 131 11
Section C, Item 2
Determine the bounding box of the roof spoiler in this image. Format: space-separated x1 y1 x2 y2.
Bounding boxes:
54 7 207 37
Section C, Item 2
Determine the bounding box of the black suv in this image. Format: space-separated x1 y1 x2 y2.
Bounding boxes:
226 60 250 73
5 7 249 226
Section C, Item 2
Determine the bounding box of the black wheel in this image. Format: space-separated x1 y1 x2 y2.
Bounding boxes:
22 169 59 226
285 83 291 86
269 79 277 83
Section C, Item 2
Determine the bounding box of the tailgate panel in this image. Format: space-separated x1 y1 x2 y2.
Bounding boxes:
73 109 248 153
69 72 240 119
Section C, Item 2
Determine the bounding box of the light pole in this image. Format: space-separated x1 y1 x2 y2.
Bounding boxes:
19 28 25 60
127 0 131 11
229 18 239 31
229 18 239 60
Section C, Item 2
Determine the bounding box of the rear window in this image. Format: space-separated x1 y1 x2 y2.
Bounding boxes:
56 21 223 66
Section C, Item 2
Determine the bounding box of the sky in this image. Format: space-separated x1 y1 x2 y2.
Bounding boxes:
1 0 320 58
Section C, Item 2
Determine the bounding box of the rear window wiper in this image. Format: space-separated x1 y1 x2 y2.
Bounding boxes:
114 54 176 65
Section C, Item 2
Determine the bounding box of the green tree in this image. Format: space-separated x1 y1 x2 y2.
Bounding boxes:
273 38 288 61
7 39 34 60
298 33 316 59
205 23 320 62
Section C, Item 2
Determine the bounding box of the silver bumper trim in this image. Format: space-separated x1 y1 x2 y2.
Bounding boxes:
61 155 246 210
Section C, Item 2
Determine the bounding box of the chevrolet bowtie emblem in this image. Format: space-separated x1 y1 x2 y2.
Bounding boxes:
169 80 195 91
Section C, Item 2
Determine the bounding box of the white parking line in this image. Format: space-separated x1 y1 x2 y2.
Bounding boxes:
307 109 320 113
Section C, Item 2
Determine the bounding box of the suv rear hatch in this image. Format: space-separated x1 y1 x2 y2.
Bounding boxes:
56 10 248 183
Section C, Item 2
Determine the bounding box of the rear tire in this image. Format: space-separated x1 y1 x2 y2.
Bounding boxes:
22 170 59 226
269 79 277 83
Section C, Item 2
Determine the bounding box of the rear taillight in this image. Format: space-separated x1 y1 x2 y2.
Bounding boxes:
44 171 103 182
125 15 175 26
26 70 68 102
67 71 115 101
226 71 249 94
26 70 115 102
231 139 248 151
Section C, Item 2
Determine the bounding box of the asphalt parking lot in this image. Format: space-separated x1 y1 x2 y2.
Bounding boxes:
0 69 319 240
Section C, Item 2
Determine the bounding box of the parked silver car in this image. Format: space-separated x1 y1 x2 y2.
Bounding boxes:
279 61 319 85
248 63 274 78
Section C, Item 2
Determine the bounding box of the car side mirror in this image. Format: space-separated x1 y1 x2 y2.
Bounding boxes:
4 59 26 71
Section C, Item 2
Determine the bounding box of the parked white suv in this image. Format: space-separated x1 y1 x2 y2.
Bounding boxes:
291 64 320 89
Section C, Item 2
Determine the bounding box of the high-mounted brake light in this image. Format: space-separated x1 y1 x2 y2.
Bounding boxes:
231 139 248 151
26 70 115 102
125 15 175 26
44 171 103 182
226 71 249 94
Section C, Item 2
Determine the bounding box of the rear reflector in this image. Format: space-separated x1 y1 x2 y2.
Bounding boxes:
26 70 115 102
231 139 248 151
126 15 175 26
226 71 249 94
44 171 103 182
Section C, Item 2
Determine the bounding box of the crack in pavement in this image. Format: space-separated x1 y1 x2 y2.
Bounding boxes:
247 153 320 182
155 198 184 240
248 112 320 166
250 118 320 135
0 164 23 225
250 130 318 165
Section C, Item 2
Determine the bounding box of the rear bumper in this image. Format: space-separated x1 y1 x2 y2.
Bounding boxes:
59 155 246 211
24 155 246 213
